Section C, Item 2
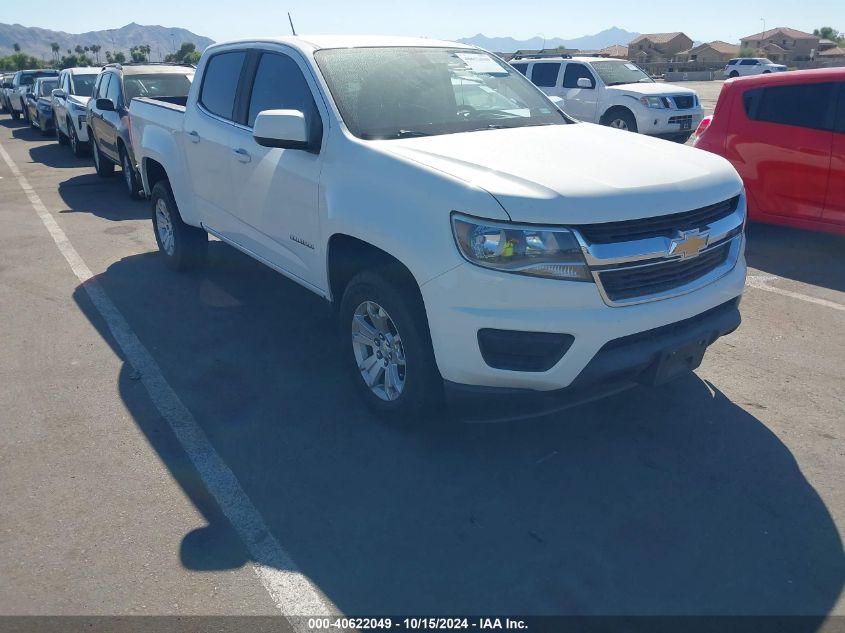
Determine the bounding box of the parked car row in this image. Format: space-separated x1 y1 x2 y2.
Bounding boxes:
694 68 845 236
6 39 837 420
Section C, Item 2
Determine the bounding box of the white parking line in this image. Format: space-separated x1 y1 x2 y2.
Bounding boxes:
0 142 336 626
746 274 845 312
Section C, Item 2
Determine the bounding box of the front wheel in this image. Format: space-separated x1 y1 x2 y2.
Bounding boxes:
56 114 69 145
151 180 208 271
92 136 114 177
10 109 20 121
121 148 142 199
339 270 443 424
69 123 86 157
729 71 739 78
603 109 638 133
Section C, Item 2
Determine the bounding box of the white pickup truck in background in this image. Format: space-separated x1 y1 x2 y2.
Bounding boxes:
511 56 704 143
129 36 746 423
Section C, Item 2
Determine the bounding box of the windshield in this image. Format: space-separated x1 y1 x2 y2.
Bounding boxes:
72 74 97 97
123 73 193 101
591 61 653 86
38 79 58 97
314 47 565 139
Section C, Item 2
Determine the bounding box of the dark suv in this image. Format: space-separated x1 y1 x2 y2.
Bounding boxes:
87 63 194 198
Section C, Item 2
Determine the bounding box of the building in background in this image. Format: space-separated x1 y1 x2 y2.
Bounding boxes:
739 27 819 63
580 44 629 58
675 41 740 63
628 32 693 62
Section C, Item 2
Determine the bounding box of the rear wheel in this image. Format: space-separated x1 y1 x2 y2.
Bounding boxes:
11 109 19 120
339 270 443 424
151 180 208 271
729 70 739 78
92 136 114 177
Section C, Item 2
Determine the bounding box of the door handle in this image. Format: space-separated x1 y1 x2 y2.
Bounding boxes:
187 130 200 143
232 148 251 163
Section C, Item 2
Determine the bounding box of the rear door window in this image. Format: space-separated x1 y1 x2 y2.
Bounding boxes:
746 82 836 131
200 51 246 121
531 63 561 87
740 59 757 66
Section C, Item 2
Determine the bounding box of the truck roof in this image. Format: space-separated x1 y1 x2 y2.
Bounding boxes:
208 35 475 53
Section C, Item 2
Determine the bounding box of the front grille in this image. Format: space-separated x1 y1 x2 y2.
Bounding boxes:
668 115 693 125
575 196 739 244
597 241 732 302
673 95 694 109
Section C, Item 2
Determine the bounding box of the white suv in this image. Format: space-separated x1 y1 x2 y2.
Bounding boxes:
723 58 787 78
52 67 99 157
511 56 703 143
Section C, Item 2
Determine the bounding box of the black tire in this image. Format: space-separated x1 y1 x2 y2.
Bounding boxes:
675 133 692 144
602 108 638 133
120 146 142 199
68 122 86 157
151 180 208 271
729 71 739 78
339 269 443 424
11 109 20 121
40 117 50 136
91 135 114 177
56 114 69 145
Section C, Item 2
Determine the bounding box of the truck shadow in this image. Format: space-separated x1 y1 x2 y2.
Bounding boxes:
72 243 844 620
58 173 148 221
745 223 845 293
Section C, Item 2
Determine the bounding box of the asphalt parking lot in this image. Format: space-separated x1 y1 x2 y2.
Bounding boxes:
0 108 843 624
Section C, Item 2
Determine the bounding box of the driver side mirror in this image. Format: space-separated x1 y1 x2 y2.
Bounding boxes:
253 109 312 151
96 98 115 111
576 77 594 89
52 89 66 99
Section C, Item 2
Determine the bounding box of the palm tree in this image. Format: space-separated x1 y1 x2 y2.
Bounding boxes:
90 44 101 63
50 42 60 62
13 43 20 52
74 45 84 56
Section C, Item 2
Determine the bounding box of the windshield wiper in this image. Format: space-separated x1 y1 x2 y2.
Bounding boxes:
395 129 430 138
467 124 511 132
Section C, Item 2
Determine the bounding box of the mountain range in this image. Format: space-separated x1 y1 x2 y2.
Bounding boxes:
457 27 640 52
0 22 214 60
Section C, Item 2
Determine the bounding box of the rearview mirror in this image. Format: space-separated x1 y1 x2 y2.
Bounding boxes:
253 110 311 150
52 89 66 99
96 98 115 111
576 77 594 89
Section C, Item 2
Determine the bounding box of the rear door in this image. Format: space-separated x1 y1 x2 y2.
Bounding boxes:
182 49 247 232
101 73 123 160
728 81 835 222
90 73 111 146
529 62 562 97
228 48 325 288
822 82 845 225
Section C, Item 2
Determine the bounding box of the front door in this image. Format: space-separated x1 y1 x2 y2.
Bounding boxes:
561 63 599 122
229 49 324 289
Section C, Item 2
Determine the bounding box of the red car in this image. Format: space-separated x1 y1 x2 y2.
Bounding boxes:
693 68 845 236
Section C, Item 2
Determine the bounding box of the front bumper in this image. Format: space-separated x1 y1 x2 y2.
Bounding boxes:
421 245 746 392
444 297 741 421
635 106 704 136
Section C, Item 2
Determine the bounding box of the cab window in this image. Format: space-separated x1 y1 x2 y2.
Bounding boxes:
562 64 595 89
530 63 561 87
200 51 247 121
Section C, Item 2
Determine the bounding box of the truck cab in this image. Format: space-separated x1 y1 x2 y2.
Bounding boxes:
511 56 704 143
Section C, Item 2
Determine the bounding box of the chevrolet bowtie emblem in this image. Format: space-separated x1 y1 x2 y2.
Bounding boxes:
670 230 709 259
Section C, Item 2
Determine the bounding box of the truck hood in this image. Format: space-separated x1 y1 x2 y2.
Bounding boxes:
376 123 742 224
606 82 697 97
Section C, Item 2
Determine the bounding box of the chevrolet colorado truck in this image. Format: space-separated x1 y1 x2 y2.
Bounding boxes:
129 36 747 423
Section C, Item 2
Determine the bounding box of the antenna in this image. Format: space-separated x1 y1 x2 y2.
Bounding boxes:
288 13 297 36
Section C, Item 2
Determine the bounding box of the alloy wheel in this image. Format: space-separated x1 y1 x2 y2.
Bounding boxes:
155 198 175 256
351 301 406 401
609 118 629 131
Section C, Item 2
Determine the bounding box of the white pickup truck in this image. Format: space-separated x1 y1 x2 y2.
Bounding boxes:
129 36 746 423
511 56 704 143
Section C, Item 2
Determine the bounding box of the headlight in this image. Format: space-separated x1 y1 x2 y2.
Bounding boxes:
639 96 666 109
70 102 86 112
451 213 591 281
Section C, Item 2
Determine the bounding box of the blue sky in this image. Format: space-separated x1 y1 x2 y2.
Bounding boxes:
3 0 843 44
